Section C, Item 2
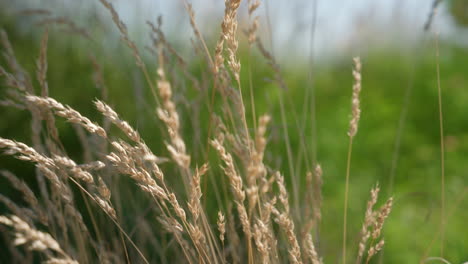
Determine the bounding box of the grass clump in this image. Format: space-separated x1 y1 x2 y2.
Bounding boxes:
1 1 463 263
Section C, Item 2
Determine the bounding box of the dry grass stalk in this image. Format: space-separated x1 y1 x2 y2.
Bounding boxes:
343 56 362 264
226 205 241 263
366 240 384 264
302 165 323 264
53 155 94 183
168 192 187 222
34 16 91 40
246 0 261 44
272 207 302 264
0 138 92 236
253 219 270 263
253 197 278 263
211 139 245 204
78 161 105 171
217 211 226 243
303 233 321 264
273 172 302 264
312 164 323 227
276 172 290 214
255 39 287 90
0 138 54 167
183 3 213 68
188 164 209 223
17 8 52 16
211 136 253 262
348 57 362 138
98 0 143 68
106 141 167 201
156 51 190 170
97 177 111 201
0 4 404 263
44 257 79 264
355 186 393 264
0 215 77 263
371 197 393 240
95 100 140 142
424 0 442 31
0 29 32 91
147 18 187 70
214 0 241 80
247 114 270 212
0 170 44 222
0 40 46 157
26 95 107 138
0 194 36 225
304 163 323 240
94 195 116 220
356 186 380 263
36 28 49 96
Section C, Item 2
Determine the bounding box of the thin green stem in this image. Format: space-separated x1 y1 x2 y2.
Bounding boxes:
435 32 445 257
343 138 354 264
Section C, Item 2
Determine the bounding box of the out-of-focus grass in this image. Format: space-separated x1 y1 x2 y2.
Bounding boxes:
1 12 467 263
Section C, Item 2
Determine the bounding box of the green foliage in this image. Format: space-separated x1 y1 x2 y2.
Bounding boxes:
449 0 468 27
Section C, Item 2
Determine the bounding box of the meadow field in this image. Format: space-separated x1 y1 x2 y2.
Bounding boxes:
0 0 467 263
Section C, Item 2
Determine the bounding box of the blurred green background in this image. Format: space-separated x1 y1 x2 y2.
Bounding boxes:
1 1 467 263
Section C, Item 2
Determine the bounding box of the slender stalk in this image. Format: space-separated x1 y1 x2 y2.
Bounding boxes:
435 32 445 257
68 178 150 264
343 138 353 264
343 57 362 264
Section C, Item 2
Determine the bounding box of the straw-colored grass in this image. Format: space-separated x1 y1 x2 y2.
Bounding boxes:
0 1 401 263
